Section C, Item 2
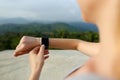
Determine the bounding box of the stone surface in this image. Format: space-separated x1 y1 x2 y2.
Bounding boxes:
0 50 89 80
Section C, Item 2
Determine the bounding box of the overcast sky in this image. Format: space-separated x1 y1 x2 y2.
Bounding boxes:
0 0 83 22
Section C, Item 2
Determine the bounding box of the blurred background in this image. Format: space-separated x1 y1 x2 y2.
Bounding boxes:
0 0 99 51
0 0 98 80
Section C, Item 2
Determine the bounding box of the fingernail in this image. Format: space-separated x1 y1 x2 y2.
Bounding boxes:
42 45 45 47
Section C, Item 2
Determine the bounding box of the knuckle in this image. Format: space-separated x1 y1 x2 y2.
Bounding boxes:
20 36 29 43
22 36 28 41
22 36 28 39
21 44 26 48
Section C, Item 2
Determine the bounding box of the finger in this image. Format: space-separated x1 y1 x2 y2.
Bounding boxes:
14 47 37 57
29 47 39 59
44 50 48 52
44 52 49 55
14 44 26 57
14 52 25 57
44 55 49 60
30 46 40 55
38 45 45 57
16 44 20 49
34 47 40 54
15 39 22 48
44 50 49 55
14 49 32 57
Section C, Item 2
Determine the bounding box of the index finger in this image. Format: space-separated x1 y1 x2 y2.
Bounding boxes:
38 45 45 57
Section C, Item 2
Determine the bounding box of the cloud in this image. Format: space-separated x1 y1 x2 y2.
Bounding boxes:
0 0 82 22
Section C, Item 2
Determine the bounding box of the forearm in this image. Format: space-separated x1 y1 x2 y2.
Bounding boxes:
29 69 42 80
37 37 100 56
43 38 80 50
29 73 40 80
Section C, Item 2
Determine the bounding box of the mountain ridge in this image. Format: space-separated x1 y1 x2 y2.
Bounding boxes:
0 18 98 33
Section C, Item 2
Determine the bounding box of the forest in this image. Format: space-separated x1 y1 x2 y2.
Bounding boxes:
0 23 99 51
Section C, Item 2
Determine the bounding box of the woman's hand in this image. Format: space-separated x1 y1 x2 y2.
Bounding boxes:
29 45 49 80
14 36 40 57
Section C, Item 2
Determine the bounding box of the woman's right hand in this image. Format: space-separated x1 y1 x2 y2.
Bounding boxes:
29 45 49 80
14 36 41 57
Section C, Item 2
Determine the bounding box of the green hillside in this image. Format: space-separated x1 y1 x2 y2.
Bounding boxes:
0 22 99 51
0 23 81 34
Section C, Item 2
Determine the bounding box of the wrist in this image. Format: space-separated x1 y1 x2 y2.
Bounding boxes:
31 64 43 75
36 38 41 46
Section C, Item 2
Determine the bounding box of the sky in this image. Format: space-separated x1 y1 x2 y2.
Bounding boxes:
0 0 83 22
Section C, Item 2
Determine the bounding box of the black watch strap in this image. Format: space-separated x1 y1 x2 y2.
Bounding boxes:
41 37 49 49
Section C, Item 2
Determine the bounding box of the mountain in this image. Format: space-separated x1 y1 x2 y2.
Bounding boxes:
0 17 98 33
67 22 98 32
0 17 31 24
0 17 55 25
0 22 78 34
0 22 99 35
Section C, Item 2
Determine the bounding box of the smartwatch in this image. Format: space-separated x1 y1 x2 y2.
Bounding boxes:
41 37 49 49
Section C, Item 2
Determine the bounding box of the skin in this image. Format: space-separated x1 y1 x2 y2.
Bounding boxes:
14 0 120 79
78 0 120 79
29 45 49 80
14 37 100 57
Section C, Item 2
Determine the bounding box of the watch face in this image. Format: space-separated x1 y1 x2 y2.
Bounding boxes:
44 44 49 49
42 37 49 49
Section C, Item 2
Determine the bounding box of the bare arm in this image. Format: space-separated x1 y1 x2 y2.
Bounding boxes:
14 36 100 57
49 38 80 50
77 40 100 57
49 38 100 57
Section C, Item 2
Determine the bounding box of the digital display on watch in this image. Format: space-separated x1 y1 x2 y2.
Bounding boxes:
41 37 49 49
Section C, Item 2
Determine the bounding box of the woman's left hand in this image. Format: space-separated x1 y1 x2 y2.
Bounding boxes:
29 45 49 80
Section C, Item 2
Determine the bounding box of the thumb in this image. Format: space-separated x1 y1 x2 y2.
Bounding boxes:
38 45 45 57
